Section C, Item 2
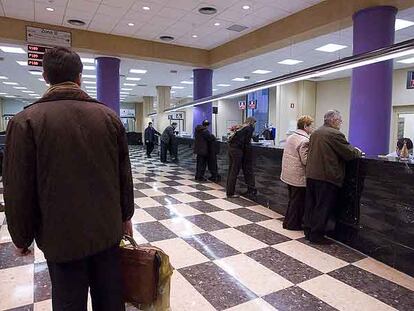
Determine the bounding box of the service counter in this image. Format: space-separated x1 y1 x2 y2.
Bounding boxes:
176 137 414 277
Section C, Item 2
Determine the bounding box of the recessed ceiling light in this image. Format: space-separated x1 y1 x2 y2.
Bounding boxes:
5 95 16 98
192 35 198 38
3 82 18 85
252 69 272 74
29 71 43 76
0 46 25 54
29 94 40 96
0 76 8 79
85 86 96 89
172 86 185 89
82 74 96 78
159 35 175 42
142 6 150 11
212 88 218 91
129 69 147 74
395 18 414 31
217 83 231 87
83 65 95 71
242 5 250 10
67 19 86 26
38 78 45 82
199 7 218 15
13 86 27 89
180 81 193 85
124 83 137 86
232 77 248 81
22 90 34 93
120 92 129 95
397 57 414 64
0 92 7 95
46 7 54 12
126 77 141 81
81 58 95 64
128 23 135 27
187 95 193 98
278 59 303 65
214 22 221 26
83 81 96 84
121 88 133 91
316 43 348 53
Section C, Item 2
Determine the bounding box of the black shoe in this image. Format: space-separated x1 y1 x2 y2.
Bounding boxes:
195 177 207 182
309 236 333 245
227 194 240 198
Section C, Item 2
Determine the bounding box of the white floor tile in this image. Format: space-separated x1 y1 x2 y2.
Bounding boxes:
134 197 161 208
211 228 267 253
173 185 199 193
258 219 305 239
208 211 251 227
167 203 202 217
131 209 157 224
139 188 166 197
225 298 277 311
34 299 52 311
246 205 283 219
170 193 201 203
145 182 169 189
176 179 198 186
0 225 12 244
160 218 205 237
0 265 34 310
204 190 227 199
206 199 242 210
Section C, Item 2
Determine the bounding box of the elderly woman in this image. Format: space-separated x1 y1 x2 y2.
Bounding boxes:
280 115 314 230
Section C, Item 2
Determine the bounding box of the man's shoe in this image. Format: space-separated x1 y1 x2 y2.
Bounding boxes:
227 194 240 198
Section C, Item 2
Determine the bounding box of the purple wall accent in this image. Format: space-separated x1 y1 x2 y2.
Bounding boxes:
96 57 120 115
349 6 397 155
192 68 213 132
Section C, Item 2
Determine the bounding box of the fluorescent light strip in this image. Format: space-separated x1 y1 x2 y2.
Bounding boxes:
316 44 347 53
14 86 27 89
82 74 96 78
3 82 18 85
232 78 248 81
29 71 43 76
83 65 96 71
16 61 28 66
83 81 96 84
126 77 141 81
81 58 95 64
0 46 25 54
166 46 414 112
395 18 414 31
180 81 193 84
397 57 414 64
123 83 137 86
172 86 185 89
129 69 147 74
252 70 272 74
0 76 8 79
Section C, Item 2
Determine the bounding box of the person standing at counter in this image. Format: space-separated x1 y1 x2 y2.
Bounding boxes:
144 122 161 158
304 110 362 244
160 122 178 163
194 120 217 181
280 115 314 230
386 137 413 158
226 117 257 199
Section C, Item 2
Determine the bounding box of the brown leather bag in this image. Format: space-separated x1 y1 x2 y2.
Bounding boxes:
120 235 161 305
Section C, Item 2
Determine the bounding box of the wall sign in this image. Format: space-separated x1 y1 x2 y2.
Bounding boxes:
168 112 184 120
120 109 135 118
238 101 246 110
26 26 72 47
407 71 414 89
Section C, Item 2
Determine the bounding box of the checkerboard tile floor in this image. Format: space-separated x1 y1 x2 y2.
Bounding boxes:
0 146 413 310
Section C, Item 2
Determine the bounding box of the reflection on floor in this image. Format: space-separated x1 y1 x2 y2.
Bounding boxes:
0 146 413 310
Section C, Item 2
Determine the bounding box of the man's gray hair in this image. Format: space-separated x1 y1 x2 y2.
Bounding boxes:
324 110 341 125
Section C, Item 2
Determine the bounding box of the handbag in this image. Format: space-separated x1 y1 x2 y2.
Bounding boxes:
120 235 161 305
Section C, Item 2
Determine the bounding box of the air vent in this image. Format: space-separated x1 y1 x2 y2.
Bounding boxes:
198 7 217 15
67 19 86 26
159 35 174 42
120 74 126 78
243 76 250 80
227 24 249 32
170 70 178 74
0 57 4 61
137 84 147 87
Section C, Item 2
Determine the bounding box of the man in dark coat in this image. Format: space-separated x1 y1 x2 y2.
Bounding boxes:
160 122 178 163
226 117 257 198
304 110 361 244
144 122 161 157
194 120 217 181
3 47 134 310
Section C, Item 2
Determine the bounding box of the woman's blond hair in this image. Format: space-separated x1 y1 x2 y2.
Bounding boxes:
297 115 314 130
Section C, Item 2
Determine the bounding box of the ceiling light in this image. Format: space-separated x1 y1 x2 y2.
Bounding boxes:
242 5 250 10
192 35 198 38
395 19 414 31
212 88 218 91
217 83 231 87
14 86 27 89
67 19 86 26
0 92 7 95
187 95 193 98
16 61 28 66
81 58 95 64
257 79 265 83
38 78 45 82
232 77 248 81
128 23 135 27
252 69 272 74
82 74 96 78
159 35 175 42
397 57 414 64
180 81 193 85
120 92 129 95
121 88 133 91
83 81 96 84
3 82 18 85
29 71 43 76
46 7 54 12
29 94 40 96
0 76 8 79
124 83 137 86
142 6 150 11
22 90 34 93
316 44 348 53
83 65 96 70
199 7 218 15
0 46 25 54
126 77 141 81
129 69 147 74
278 59 303 65
85 86 96 89
172 86 185 89
5 95 16 98
171 91 176 94
214 22 220 26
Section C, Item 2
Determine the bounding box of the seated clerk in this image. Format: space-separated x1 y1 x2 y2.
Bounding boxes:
386 138 413 158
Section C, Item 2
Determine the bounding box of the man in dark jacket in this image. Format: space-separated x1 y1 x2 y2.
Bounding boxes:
304 110 361 244
144 122 161 157
4 47 134 310
226 117 257 198
194 120 216 181
160 122 178 163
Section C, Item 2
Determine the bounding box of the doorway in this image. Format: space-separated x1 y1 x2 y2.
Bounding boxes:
391 106 414 152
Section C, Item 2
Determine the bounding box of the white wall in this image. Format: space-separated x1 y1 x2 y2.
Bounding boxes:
216 98 243 139
3 99 27 115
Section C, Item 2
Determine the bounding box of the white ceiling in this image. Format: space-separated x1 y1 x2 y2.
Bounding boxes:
0 0 323 49
0 6 413 105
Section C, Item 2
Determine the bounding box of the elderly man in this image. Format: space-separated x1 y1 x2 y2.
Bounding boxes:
304 110 362 244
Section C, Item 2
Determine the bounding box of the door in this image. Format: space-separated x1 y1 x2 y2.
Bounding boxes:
391 105 414 152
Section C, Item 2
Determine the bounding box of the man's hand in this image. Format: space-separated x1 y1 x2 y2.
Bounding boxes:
123 220 133 237
15 247 31 256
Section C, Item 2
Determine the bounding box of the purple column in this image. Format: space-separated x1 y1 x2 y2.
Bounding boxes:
349 6 397 155
96 57 120 115
193 68 213 131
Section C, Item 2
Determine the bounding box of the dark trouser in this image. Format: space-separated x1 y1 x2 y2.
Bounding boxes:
160 141 168 162
195 155 208 179
283 185 306 230
47 245 125 311
146 142 154 156
242 148 256 193
170 143 178 161
208 153 219 179
303 178 339 241
226 147 256 196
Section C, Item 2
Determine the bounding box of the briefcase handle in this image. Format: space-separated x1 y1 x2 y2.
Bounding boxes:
123 235 139 248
